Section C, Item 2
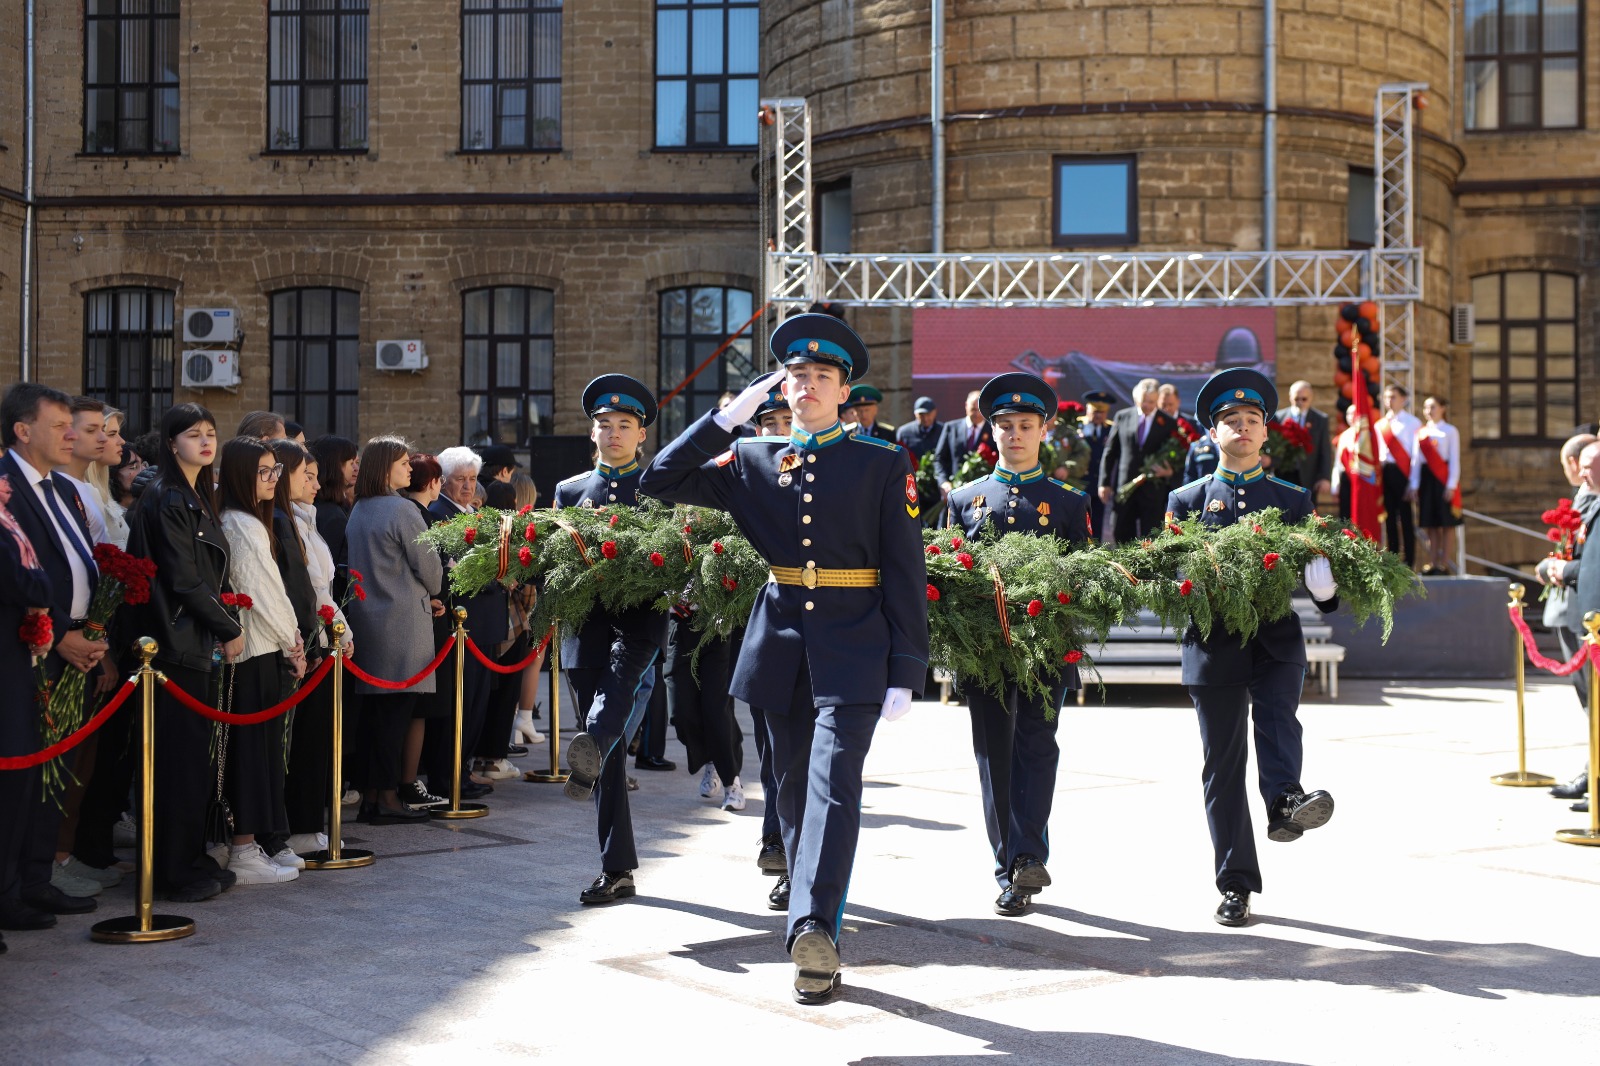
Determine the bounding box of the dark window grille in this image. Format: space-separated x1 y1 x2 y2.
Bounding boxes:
656 286 755 442
270 288 362 439
267 0 370 152
654 0 758 149
83 287 176 436
83 0 181 154
461 287 556 448
1469 271 1579 442
461 0 563 151
1463 0 1581 131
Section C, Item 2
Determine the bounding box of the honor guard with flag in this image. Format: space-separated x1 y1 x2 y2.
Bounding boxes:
558 375 671 906
1165 368 1339 928
946 373 1090 917
641 312 928 1006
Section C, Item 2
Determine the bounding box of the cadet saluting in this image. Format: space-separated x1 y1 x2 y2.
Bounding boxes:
1165 368 1338 928
641 313 928 1006
946 373 1090 917
558 376 670 906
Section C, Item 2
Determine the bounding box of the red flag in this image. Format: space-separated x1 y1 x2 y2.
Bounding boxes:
1349 368 1384 541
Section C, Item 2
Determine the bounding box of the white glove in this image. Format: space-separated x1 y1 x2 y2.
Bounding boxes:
713 370 786 432
1304 556 1337 601
879 687 914 722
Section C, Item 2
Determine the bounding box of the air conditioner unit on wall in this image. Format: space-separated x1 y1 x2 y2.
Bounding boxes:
1451 304 1475 346
376 339 428 371
180 349 241 389
183 307 239 343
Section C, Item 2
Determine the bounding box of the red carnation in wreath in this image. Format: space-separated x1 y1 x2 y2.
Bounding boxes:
956 552 974 570
518 503 534 516
712 541 725 555
601 541 618 560
518 546 533 567
1026 599 1042 617
609 514 620 527
926 545 941 556
1262 552 1280 571
1062 650 1083 664
463 527 477 546
950 536 964 549
524 523 537 542
926 584 940 601
649 552 665 567
721 575 738 591
1057 591 1071 604
1179 579 1193 596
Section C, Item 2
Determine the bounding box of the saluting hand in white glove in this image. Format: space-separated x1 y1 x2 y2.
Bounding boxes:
880 687 914 722
1304 556 1338 601
713 370 786 431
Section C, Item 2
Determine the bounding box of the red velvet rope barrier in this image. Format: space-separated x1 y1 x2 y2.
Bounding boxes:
161 654 337 723
465 628 553 675
0 678 139 770
343 637 455 690
1508 606 1595 677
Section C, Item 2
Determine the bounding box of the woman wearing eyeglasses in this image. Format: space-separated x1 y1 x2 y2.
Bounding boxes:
217 438 307 886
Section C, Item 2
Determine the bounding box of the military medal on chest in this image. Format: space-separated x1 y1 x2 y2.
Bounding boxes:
778 452 801 487
972 493 986 520
1037 501 1051 528
1207 499 1225 513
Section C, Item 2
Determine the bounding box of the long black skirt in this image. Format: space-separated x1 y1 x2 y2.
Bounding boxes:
224 653 292 838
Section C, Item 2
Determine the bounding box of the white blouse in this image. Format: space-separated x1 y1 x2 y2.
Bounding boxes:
220 508 302 662
1408 420 1460 492
293 501 351 648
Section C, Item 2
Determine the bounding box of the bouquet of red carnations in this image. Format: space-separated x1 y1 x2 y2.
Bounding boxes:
1542 498 1585 560
1263 418 1313 478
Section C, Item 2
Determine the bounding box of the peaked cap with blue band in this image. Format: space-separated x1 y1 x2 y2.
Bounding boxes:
582 373 658 428
1194 367 1276 431
769 312 870 382
752 386 788 421
979 372 1058 421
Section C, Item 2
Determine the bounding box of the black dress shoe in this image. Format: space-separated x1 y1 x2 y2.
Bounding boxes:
1010 855 1051 892
458 780 493 800
579 870 636 905
1215 889 1251 927
507 744 529 757
633 755 676 771
1551 771 1590 800
790 920 841 1005
0 898 56 930
768 874 790 911
160 879 222 903
564 732 602 801
994 885 1032 916
1572 799 1590 814
21 884 97 915
1268 788 1335 842
757 835 788 875
366 803 430 825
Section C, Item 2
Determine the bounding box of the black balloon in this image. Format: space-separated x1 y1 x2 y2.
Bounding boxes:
1340 303 1362 323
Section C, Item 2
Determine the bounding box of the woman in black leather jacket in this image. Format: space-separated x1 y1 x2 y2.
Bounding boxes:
126 403 244 903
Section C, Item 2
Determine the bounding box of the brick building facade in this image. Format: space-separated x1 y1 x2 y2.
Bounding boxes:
1 1 1594 567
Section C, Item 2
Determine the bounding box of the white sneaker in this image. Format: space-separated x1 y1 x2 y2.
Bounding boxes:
230 843 299 884
341 787 361 806
722 776 746 812
286 832 341 854
478 758 519 780
269 846 307 870
698 763 722 801
112 815 137 848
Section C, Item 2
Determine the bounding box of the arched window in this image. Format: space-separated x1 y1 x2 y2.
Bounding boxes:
83 286 176 435
270 287 361 439
656 286 755 441
461 286 555 448
1469 271 1578 442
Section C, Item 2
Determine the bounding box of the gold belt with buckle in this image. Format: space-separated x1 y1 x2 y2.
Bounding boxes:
768 564 880 590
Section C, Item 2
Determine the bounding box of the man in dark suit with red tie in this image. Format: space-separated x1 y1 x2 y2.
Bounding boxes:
0 383 106 932
934 390 994 498
1098 377 1177 541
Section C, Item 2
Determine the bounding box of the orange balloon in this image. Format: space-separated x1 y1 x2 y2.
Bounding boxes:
1339 381 1355 399
1358 301 1379 322
1339 328 1359 349
1352 343 1372 362
1361 354 1381 376
1333 369 1351 387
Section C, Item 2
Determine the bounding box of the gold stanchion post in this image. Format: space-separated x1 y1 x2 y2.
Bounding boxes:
1556 613 1600 846
1493 583 1555 787
434 607 488 819
91 638 195 943
525 622 568 784
304 622 374 869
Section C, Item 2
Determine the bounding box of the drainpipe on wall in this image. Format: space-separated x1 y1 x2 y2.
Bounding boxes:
1262 0 1277 252
20 0 36 380
930 0 946 255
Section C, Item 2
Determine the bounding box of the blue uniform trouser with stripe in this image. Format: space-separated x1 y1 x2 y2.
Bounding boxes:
759 672 879 950
966 675 1068 888
1188 657 1307 895
749 706 780 839
568 622 666 872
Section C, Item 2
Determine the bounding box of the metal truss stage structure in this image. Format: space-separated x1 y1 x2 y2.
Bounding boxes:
760 83 1427 395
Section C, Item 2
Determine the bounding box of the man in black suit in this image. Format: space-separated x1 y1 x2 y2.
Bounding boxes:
935 390 993 497
894 397 942 463
1080 391 1115 540
1098 377 1177 541
1542 439 1600 810
0 383 105 931
1275 381 1334 504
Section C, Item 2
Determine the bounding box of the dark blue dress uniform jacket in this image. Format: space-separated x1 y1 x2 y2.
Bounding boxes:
552 463 661 669
1165 468 1338 686
946 469 1092 689
640 412 929 710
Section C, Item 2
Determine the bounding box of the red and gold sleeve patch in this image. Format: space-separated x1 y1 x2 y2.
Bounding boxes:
714 449 736 467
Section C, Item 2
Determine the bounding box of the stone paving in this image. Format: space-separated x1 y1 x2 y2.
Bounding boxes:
3 675 1599 1064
